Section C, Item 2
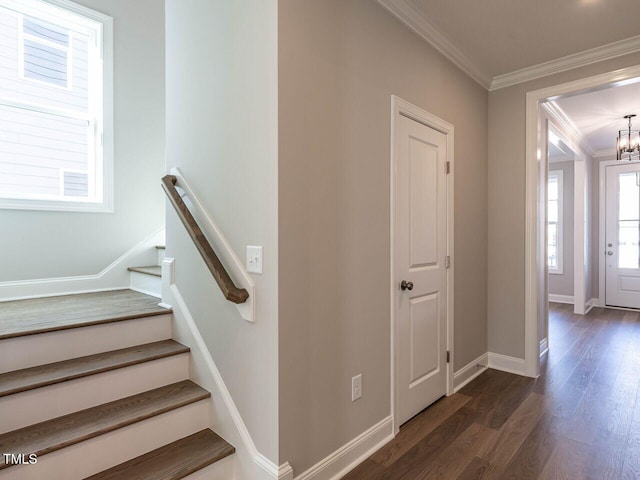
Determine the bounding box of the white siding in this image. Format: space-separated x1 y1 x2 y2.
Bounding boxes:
0 6 91 199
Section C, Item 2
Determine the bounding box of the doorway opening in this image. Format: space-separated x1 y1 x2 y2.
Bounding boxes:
525 65 640 378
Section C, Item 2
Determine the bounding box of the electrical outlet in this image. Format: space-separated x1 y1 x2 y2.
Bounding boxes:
352 374 362 402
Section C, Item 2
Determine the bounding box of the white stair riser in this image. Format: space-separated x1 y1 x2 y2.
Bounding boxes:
0 400 210 480
0 315 172 374
157 248 166 266
0 354 189 434
129 272 162 298
183 454 234 479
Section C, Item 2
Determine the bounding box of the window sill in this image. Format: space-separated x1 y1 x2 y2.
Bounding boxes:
0 197 113 213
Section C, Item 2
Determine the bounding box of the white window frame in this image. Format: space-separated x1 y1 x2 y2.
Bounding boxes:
0 0 113 213
548 169 564 275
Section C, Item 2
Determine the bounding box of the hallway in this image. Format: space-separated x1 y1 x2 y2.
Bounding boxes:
344 303 640 479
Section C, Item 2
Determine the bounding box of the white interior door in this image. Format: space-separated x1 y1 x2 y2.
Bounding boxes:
395 113 448 426
606 163 640 308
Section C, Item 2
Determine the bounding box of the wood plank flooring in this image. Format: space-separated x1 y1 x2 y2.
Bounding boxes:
0 290 169 339
343 303 640 479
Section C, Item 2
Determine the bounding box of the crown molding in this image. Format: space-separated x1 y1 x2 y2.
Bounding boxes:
542 101 595 157
592 149 616 159
376 0 492 89
491 35 640 91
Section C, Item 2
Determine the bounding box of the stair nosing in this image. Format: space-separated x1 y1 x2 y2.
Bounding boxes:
0 380 210 469
128 266 162 277
0 309 172 341
0 340 190 398
83 429 235 480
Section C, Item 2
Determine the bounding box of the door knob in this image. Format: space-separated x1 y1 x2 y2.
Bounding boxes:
607 251 613 256
400 280 414 291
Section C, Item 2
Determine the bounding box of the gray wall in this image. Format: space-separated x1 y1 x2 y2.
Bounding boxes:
548 160 574 297
278 0 488 473
0 0 165 282
488 52 640 358
165 0 279 464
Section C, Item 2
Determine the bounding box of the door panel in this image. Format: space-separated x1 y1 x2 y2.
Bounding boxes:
396 113 448 426
606 163 640 308
409 293 440 386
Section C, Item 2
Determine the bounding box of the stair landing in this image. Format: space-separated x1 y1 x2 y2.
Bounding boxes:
0 290 169 339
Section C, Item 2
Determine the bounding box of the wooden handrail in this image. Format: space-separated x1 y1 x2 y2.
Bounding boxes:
161 175 249 304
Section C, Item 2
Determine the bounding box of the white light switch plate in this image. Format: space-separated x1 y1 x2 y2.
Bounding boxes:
246 246 263 274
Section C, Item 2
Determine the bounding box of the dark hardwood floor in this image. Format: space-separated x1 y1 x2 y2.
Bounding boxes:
343 303 640 479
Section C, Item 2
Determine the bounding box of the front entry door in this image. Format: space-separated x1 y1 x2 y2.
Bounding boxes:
606 163 640 308
395 113 448 426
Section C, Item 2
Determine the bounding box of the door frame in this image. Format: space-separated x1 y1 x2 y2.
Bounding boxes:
599 159 640 308
390 95 454 434
525 64 640 378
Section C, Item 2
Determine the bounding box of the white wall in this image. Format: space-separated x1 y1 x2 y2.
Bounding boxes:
0 0 165 282
165 0 279 464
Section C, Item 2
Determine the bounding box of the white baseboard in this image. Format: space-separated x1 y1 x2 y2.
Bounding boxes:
548 294 574 304
294 416 394 480
453 353 488 392
0 227 165 301
585 298 599 314
487 352 527 376
539 338 548 358
164 266 286 480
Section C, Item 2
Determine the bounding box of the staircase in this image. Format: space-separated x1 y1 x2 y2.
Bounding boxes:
0 289 235 479
127 245 165 298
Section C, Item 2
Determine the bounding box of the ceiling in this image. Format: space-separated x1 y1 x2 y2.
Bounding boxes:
553 80 640 155
378 0 640 89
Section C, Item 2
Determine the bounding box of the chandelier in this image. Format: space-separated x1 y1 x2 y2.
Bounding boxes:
617 114 640 161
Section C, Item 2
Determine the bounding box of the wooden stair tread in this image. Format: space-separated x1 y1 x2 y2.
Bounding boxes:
0 380 210 469
0 340 190 397
84 429 235 480
0 290 170 340
128 266 162 277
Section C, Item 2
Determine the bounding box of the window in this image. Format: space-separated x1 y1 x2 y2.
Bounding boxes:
0 0 112 212
548 170 563 274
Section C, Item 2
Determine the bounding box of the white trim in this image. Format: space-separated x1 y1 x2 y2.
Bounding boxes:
487 353 527 376
525 64 640 380
0 227 164 301
0 0 114 213
573 152 588 316
593 149 616 159
390 95 455 434
585 298 599 314
254 455 293 480
169 167 256 323
453 353 488 393
491 35 640 91
542 102 594 157
539 338 548 358
376 0 640 91
162 266 285 480
293 417 394 480
375 0 491 88
548 294 574 304
598 159 640 308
